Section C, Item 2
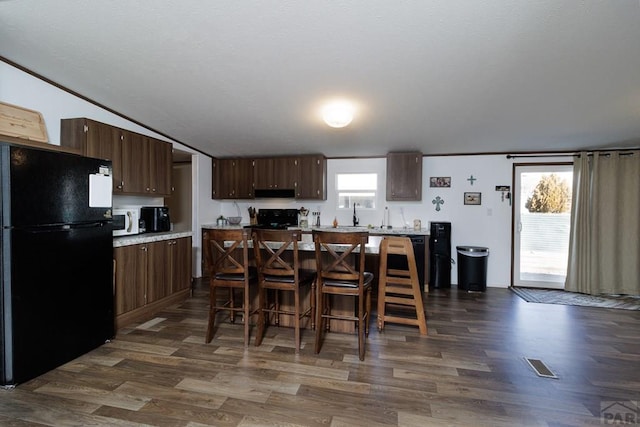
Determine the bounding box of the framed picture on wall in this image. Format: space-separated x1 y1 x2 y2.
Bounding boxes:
464 192 481 205
430 177 451 188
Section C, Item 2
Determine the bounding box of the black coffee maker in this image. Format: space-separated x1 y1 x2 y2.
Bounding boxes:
140 207 171 232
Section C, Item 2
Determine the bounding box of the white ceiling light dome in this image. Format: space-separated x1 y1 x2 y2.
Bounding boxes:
322 100 355 128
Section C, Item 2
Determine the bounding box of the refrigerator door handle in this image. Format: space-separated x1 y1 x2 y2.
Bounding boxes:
70 221 110 230
17 222 109 233
18 225 73 234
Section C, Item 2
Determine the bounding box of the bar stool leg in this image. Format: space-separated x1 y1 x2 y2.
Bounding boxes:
243 281 250 347
205 284 216 343
310 279 316 330
294 287 301 353
255 283 267 347
377 276 386 332
365 287 372 337
314 290 325 354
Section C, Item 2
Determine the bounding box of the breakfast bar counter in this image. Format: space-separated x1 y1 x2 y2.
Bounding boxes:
201 225 430 334
200 224 429 254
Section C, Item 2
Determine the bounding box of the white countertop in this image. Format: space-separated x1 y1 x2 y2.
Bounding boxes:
113 231 193 247
201 225 429 254
201 224 429 236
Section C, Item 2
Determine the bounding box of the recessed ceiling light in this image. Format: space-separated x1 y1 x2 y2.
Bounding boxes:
322 100 355 128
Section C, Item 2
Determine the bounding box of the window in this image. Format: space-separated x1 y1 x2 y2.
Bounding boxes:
336 173 377 209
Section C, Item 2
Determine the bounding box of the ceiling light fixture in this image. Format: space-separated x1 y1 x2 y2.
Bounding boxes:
322 100 355 128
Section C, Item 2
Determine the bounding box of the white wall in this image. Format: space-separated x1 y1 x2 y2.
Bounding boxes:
422 155 513 287
218 156 514 286
1 60 203 275
2 60 570 287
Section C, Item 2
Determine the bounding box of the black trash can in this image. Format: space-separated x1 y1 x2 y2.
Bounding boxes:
457 246 489 292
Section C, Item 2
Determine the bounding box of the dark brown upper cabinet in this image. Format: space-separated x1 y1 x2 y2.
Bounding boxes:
61 118 124 192
212 155 326 200
120 130 147 194
254 157 297 190
386 152 422 201
60 118 173 197
296 155 327 200
211 157 255 199
146 135 173 195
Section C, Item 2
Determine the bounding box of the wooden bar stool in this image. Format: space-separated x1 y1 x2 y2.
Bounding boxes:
313 230 373 361
377 236 427 335
252 229 316 353
203 228 257 347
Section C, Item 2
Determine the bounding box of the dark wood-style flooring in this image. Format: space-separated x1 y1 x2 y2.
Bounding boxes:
1 280 638 426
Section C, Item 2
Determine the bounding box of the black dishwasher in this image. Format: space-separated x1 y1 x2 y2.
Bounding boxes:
386 235 426 289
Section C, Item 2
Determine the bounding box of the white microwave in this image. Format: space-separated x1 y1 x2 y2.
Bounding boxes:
113 208 140 236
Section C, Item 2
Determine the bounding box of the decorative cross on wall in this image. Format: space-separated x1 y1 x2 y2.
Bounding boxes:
432 196 445 211
467 175 477 185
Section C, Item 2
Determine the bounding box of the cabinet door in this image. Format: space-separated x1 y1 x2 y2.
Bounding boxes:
171 237 192 292
212 158 234 199
88 121 124 193
212 158 255 199
121 130 148 194
114 244 147 315
62 119 124 192
254 157 275 189
274 157 298 189
255 157 297 189
60 118 89 153
234 158 255 199
296 155 327 200
84 119 119 162
146 241 170 303
212 158 221 199
386 152 423 201
149 138 172 196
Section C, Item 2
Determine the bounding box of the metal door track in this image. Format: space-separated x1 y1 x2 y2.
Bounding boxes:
524 357 558 379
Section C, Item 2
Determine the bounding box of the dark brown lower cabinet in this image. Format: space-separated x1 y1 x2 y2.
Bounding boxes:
114 236 192 329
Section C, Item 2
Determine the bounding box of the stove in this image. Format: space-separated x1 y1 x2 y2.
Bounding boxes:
245 224 289 230
246 208 299 229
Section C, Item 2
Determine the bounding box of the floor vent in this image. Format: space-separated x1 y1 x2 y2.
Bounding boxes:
524 357 558 379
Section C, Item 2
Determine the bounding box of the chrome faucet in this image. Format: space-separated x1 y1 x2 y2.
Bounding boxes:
353 203 359 227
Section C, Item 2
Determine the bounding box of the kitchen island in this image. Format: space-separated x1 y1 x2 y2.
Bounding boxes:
200 224 428 252
201 225 428 283
201 225 429 334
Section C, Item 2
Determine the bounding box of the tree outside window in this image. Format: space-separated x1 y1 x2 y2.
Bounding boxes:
525 173 571 213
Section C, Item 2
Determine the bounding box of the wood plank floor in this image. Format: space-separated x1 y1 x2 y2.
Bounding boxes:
1 281 639 426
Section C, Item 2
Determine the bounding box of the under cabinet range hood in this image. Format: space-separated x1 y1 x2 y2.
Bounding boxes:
254 188 295 198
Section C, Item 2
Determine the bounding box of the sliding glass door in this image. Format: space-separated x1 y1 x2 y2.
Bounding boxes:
513 164 573 289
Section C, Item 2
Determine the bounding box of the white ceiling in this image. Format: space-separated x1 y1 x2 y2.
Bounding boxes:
2 1 640 158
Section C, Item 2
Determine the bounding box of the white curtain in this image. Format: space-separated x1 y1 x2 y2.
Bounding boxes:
565 150 640 295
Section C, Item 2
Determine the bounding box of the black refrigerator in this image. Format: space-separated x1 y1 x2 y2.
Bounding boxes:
1 144 115 386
